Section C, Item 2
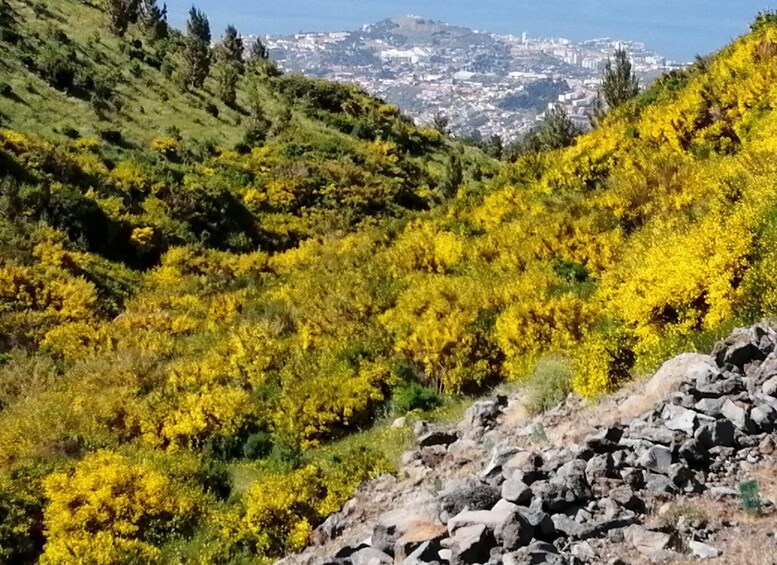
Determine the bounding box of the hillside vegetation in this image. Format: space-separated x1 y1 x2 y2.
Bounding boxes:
1 0 777 562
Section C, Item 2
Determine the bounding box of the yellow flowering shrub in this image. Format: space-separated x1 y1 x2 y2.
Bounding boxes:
41 450 200 565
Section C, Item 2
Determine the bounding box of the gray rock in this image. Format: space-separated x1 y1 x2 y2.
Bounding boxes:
516 506 556 539
372 507 440 556
503 541 562 565
751 403 777 433
551 514 635 540
394 524 448 562
503 451 544 475
695 419 736 447
644 474 677 493
399 540 444 565
623 524 672 556
585 454 614 483
720 399 753 431
762 376 777 397
555 459 591 500
501 478 533 505
483 447 522 481
419 445 448 467
311 514 344 545
449 524 495 565
349 547 393 565
689 540 721 559
677 438 707 468
418 430 459 448
461 400 502 434
627 422 678 445
620 467 646 489
694 397 725 417
495 511 534 551
440 481 501 519
637 445 673 474
713 325 775 369
662 405 698 436
619 354 717 417
400 450 421 466
609 486 645 512
392 417 407 428
570 540 597 562
414 420 430 437
694 377 744 398
447 508 516 535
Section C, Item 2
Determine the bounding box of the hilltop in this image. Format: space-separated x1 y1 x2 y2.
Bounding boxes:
1 1 777 564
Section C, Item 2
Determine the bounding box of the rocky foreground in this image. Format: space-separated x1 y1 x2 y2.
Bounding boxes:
284 326 777 565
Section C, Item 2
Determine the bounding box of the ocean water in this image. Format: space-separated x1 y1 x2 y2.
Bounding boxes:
166 0 768 61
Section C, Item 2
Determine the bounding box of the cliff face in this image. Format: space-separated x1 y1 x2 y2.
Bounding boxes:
295 325 777 565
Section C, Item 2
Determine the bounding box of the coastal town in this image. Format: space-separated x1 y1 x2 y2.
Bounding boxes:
253 16 684 140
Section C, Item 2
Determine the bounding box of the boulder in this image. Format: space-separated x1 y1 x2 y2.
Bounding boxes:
311 513 344 545
694 397 725 418
763 375 777 397
349 547 392 565
494 511 534 551
372 506 440 556
516 506 556 539
585 454 614 483
461 400 502 435
695 419 736 448
720 399 754 431
637 445 673 474
662 405 698 436
751 403 777 433
503 541 563 565
393 523 448 562
570 540 597 562
620 354 717 417
678 438 707 468
447 508 516 535
501 478 533 505
689 540 721 559
440 481 501 519
713 325 775 369
391 417 407 429
554 459 591 501
448 524 495 565
483 446 522 482
419 445 448 467
623 525 672 556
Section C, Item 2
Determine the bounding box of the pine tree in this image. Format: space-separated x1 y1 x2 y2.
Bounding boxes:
440 149 463 198
248 38 269 62
139 0 168 40
104 0 137 36
215 62 239 106
187 5 211 43
536 105 580 151
217 25 244 65
182 6 211 88
431 112 450 135
592 48 640 123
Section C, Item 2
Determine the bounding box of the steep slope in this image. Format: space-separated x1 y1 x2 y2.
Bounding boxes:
1 4 777 565
291 325 777 565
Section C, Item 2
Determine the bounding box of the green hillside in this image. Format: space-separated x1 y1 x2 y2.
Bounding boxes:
2 1 777 563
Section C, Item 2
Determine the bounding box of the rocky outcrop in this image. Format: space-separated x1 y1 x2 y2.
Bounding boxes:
294 326 777 565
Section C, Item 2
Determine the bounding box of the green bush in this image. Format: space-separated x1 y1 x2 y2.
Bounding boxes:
243 432 273 460
391 382 443 414
524 354 573 414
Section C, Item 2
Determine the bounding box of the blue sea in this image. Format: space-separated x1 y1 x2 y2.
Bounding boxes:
165 0 768 62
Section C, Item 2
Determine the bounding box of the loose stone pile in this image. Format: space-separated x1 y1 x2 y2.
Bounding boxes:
306 326 777 565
